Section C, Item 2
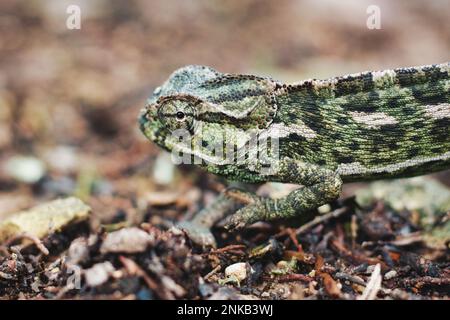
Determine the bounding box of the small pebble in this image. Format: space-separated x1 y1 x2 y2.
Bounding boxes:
384 270 397 280
4 156 46 184
84 261 115 287
100 227 154 254
67 237 90 265
225 262 248 282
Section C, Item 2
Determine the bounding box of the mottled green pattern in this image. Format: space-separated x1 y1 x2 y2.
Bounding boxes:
275 63 450 181
139 63 450 233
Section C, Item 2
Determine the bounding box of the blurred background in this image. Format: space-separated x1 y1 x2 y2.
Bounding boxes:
0 0 449 224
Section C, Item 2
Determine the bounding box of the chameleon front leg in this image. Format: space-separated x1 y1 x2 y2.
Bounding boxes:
224 158 343 230
177 183 258 247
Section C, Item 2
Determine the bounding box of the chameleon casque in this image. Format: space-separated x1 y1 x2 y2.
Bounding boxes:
140 62 450 246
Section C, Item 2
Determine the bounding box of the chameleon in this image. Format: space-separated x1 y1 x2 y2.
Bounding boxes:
139 62 450 246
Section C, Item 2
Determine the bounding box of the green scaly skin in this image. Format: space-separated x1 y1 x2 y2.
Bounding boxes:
139 63 450 246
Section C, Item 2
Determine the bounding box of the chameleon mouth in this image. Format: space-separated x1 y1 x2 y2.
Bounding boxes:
138 108 149 133
139 101 160 131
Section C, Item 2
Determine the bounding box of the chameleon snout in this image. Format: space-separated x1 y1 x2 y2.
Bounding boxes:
138 108 149 133
138 103 158 131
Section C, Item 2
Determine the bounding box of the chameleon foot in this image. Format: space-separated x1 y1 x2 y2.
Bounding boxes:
177 220 217 248
176 190 245 247
223 204 265 230
222 191 267 230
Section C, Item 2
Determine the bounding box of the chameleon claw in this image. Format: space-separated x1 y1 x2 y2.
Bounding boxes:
223 202 265 231
177 220 217 248
223 214 247 231
221 188 267 231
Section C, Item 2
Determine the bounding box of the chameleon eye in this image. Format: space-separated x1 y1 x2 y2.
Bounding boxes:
157 99 196 133
176 111 186 121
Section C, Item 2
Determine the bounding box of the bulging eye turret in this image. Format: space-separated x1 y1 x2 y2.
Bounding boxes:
157 98 195 132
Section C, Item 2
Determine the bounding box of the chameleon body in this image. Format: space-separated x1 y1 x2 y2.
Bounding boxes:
140 62 450 243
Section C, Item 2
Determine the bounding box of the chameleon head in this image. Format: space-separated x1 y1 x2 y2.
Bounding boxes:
139 95 198 152
139 65 279 166
139 65 215 152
